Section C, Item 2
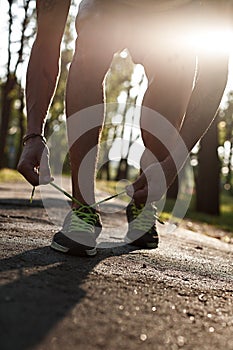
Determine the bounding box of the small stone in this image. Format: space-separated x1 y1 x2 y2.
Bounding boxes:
177 336 185 346
198 293 207 302
5 296 12 302
140 334 147 341
195 246 203 250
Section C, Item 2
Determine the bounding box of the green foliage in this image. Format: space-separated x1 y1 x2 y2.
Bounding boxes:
96 178 233 234
218 92 233 145
0 0 36 168
162 192 233 234
43 7 75 175
217 91 233 191
2 0 233 219
105 50 134 103
0 168 25 182
99 50 145 180
45 11 75 138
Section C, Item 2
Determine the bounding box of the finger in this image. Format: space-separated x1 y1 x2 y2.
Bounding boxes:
133 172 147 190
39 150 53 184
132 188 148 205
125 184 134 198
17 162 40 186
126 173 148 204
126 172 147 197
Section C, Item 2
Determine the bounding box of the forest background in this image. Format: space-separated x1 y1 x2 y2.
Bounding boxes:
1 0 233 228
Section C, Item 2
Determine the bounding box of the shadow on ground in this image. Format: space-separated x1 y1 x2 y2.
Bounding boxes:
0 243 138 350
1 197 233 350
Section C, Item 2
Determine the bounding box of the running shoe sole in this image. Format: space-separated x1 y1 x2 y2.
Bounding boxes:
50 232 97 257
124 233 159 249
125 235 158 249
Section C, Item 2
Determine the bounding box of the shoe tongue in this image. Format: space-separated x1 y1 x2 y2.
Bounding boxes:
75 206 96 215
136 203 145 210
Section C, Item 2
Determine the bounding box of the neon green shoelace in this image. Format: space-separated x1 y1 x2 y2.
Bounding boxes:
130 204 156 232
69 207 99 233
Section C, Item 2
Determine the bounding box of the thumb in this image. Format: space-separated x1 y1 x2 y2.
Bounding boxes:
39 149 53 184
126 172 147 197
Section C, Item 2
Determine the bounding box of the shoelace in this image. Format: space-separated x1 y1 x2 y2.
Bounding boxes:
130 204 157 232
30 182 126 207
69 206 99 233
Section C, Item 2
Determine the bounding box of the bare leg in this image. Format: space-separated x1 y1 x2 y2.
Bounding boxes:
140 53 196 171
66 14 120 207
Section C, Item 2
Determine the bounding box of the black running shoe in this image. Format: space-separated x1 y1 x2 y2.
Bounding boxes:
125 202 159 248
51 206 102 256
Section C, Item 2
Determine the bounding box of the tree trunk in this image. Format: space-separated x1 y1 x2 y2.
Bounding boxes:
115 158 129 181
14 88 25 168
0 75 16 168
196 117 220 215
167 175 179 199
167 165 187 200
97 161 111 181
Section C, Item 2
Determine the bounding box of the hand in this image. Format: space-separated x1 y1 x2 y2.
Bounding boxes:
17 137 53 186
126 161 174 204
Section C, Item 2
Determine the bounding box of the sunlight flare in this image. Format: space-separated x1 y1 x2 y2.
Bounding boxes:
188 26 233 55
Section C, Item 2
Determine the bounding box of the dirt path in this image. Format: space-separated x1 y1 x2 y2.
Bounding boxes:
0 181 233 350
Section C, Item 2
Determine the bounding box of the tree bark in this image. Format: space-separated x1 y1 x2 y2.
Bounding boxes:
115 158 129 181
196 117 220 215
0 75 17 168
14 88 25 168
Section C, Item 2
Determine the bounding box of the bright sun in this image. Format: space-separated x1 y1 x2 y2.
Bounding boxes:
189 26 233 56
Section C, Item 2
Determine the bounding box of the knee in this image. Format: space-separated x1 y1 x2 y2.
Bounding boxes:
141 129 177 162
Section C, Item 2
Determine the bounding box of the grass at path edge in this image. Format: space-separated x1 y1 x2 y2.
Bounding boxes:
1 170 233 237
